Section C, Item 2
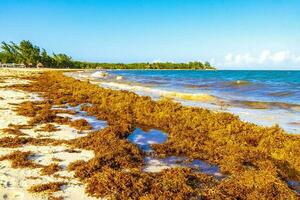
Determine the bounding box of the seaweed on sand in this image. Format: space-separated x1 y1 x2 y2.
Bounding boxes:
36 123 60 132
40 163 62 176
15 101 70 125
28 182 65 194
85 167 216 199
202 169 298 199
9 71 300 198
69 119 92 131
67 126 144 180
52 157 63 162
2 124 28 136
49 196 63 200
0 150 42 168
0 136 64 148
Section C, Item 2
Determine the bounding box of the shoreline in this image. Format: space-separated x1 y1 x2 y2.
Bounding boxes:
0 68 299 199
68 70 300 134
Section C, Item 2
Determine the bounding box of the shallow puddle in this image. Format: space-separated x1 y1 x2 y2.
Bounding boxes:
128 127 223 178
127 128 167 152
144 156 223 179
53 104 107 131
288 180 300 194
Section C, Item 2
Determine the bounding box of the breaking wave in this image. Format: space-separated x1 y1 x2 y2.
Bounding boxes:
96 81 218 103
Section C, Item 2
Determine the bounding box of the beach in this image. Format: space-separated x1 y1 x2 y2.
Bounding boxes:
0 69 97 200
0 68 299 199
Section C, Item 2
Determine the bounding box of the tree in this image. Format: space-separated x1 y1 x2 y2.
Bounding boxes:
17 40 41 66
0 42 17 63
53 53 72 68
204 61 211 69
0 40 42 67
41 49 54 67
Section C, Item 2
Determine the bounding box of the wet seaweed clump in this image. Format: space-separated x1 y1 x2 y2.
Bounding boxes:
37 123 60 132
52 157 63 162
69 119 92 131
202 169 298 199
40 163 62 176
16 101 38 117
0 150 42 168
67 127 144 180
0 136 63 148
49 196 63 200
85 167 216 199
1 124 27 136
28 182 65 194
15 101 70 126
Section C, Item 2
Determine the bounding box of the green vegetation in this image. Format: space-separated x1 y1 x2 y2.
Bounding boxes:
72 60 215 70
0 40 72 68
0 40 215 69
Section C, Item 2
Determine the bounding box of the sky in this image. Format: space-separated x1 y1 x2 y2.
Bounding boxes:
0 0 300 69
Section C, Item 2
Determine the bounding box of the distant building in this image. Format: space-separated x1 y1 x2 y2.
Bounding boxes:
0 63 26 68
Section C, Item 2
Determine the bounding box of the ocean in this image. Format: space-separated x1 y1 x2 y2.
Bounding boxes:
69 70 300 134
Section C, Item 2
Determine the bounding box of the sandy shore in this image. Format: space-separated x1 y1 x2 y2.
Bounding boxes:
0 69 97 200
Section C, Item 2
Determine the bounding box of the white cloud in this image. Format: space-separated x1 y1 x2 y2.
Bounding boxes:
259 50 270 63
225 53 233 62
222 50 300 68
224 53 255 65
271 51 290 63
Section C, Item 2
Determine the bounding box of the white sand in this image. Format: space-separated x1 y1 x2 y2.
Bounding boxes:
0 69 99 200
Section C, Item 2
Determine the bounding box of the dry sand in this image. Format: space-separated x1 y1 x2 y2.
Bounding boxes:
0 69 98 200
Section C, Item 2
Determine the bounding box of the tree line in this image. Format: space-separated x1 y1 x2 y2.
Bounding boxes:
0 40 216 70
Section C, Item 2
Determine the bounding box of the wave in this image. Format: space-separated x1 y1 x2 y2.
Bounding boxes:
232 100 300 111
95 81 218 103
91 71 108 78
269 91 295 97
183 83 211 89
226 80 252 87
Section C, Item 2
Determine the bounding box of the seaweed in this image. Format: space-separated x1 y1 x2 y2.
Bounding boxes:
28 182 65 194
69 119 92 131
52 157 63 162
40 163 62 176
0 136 64 148
1 124 27 136
49 196 63 200
85 167 216 199
0 150 43 168
36 123 60 132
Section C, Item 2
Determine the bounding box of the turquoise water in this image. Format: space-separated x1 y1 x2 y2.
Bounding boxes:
108 70 300 105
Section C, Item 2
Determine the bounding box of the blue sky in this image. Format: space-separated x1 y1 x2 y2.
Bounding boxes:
0 0 300 69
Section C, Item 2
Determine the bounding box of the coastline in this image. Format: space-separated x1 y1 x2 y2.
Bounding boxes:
69 70 300 133
0 68 299 199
